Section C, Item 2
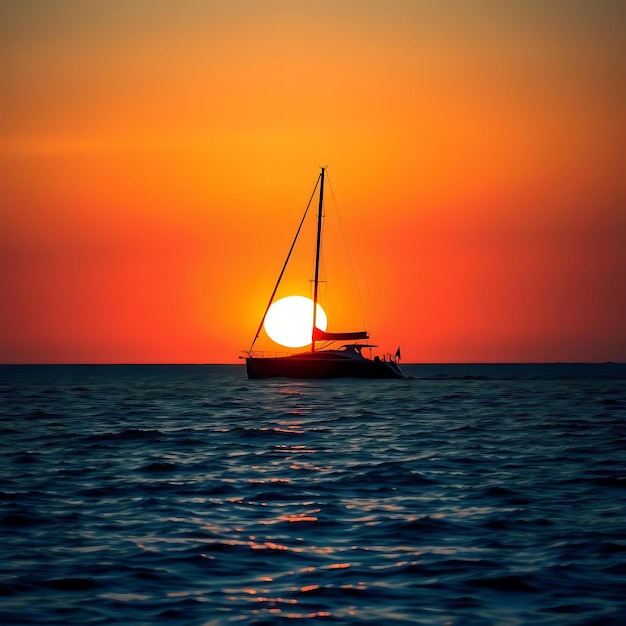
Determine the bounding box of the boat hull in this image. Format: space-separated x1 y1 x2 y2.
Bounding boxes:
246 353 404 379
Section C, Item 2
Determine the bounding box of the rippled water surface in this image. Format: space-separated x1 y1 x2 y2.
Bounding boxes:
1 363 625 625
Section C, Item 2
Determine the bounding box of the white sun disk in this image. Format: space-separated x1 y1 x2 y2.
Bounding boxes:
264 296 327 348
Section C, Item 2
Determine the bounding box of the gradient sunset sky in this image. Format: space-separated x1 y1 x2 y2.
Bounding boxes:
1 0 624 364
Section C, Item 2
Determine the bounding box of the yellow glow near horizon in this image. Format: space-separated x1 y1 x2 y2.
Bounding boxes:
264 296 327 348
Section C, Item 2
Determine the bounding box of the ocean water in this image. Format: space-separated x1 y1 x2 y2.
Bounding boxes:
1 363 625 625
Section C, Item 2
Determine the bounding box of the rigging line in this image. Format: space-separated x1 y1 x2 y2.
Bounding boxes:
248 172 322 353
325 171 368 329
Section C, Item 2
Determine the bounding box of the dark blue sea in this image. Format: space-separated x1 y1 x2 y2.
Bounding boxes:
1 363 625 625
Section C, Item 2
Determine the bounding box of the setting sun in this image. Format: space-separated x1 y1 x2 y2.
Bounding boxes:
264 296 327 349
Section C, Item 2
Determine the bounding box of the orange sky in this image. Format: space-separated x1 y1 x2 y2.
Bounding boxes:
1 1 624 363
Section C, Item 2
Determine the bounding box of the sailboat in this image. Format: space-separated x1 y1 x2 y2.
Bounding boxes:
244 168 404 379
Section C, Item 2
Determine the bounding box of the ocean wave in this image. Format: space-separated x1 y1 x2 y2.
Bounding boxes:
1 364 625 624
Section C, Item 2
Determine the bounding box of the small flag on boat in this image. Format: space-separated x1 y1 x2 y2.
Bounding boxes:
395 347 401 360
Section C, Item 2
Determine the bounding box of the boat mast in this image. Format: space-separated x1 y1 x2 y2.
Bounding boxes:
311 167 324 351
